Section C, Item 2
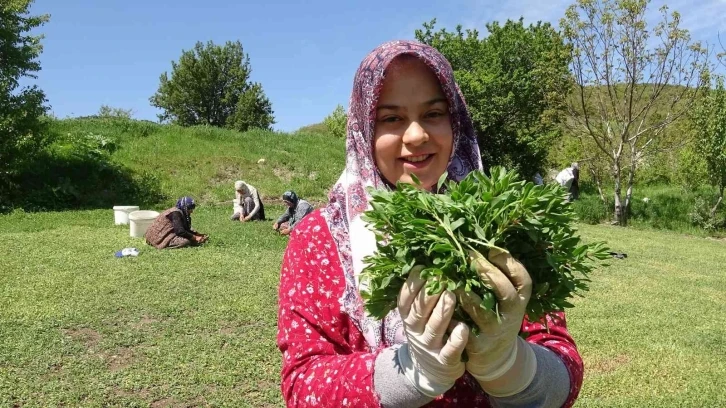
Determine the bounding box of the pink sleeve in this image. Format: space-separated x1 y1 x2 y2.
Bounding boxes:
277 213 381 408
521 312 584 408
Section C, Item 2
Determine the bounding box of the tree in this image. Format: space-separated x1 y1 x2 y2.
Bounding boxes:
560 0 709 225
150 40 274 131
227 83 275 131
0 0 49 186
97 105 134 119
415 18 572 178
690 76 726 218
323 104 347 138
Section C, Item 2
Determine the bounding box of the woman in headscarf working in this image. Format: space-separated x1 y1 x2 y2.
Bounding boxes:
145 196 208 249
276 41 583 407
231 180 265 222
273 190 314 236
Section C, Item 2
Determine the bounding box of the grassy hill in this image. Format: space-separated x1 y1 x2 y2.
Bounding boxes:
7 117 345 212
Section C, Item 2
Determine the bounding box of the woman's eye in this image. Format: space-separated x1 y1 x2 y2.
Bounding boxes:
380 116 400 123
426 111 445 118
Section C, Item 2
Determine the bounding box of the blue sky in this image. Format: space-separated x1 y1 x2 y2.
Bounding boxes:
28 0 726 131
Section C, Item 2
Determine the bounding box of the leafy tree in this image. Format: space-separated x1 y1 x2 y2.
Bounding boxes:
150 40 274 131
415 18 572 178
560 0 709 225
97 105 133 119
227 83 275 131
323 104 347 138
690 76 726 218
0 0 49 189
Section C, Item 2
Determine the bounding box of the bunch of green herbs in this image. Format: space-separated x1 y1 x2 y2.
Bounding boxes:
359 166 610 326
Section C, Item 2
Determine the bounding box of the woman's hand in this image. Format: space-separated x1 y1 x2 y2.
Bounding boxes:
458 249 537 397
396 267 469 398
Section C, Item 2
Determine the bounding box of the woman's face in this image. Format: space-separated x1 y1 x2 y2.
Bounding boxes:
373 56 454 190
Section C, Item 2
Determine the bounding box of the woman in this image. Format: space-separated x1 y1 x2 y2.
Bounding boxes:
276 41 583 407
145 196 208 249
231 180 265 222
273 190 314 236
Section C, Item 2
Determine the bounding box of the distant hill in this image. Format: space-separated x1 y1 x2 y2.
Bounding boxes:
295 122 328 135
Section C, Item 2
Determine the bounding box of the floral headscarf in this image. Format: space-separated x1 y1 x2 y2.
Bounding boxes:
320 40 483 349
175 196 196 230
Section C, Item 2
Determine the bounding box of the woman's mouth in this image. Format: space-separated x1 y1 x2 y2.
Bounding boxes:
400 154 434 168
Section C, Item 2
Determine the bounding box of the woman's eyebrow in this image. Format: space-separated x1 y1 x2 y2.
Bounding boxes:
426 97 448 106
377 97 447 111
376 103 399 111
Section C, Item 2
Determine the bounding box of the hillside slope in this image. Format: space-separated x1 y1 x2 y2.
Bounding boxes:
14 118 346 211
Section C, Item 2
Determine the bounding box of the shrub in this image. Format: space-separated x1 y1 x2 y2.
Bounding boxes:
572 195 611 224
323 105 347 138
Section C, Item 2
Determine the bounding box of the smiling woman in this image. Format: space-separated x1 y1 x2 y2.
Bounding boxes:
276 40 582 408
373 55 453 190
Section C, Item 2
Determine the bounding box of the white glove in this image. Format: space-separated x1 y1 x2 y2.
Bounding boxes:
458 248 537 397
397 266 469 397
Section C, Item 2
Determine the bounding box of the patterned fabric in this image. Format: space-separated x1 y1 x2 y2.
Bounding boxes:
145 207 190 249
320 40 483 350
167 235 192 249
175 196 196 230
277 212 584 407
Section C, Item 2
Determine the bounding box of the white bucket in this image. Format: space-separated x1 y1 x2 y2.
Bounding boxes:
128 210 160 238
113 206 140 225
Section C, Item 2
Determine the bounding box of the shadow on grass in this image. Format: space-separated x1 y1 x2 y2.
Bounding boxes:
2 152 165 213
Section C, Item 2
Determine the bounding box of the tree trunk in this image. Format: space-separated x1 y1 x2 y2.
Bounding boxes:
624 146 637 224
613 162 625 226
709 185 724 219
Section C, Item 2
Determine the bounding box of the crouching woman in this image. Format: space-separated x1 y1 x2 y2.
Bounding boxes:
145 196 208 249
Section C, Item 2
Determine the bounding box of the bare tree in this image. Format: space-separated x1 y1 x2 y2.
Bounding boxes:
560 0 709 225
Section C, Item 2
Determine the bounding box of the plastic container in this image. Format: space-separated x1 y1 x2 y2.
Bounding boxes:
113 206 140 225
128 210 160 238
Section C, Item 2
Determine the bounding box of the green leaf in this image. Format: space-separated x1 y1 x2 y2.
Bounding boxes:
437 172 448 192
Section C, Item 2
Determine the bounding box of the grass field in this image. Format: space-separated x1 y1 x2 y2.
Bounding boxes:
1 205 724 407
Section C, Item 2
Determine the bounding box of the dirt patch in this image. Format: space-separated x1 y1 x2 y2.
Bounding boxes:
257 380 277 391
63 327 101 349
183 396 207 407
589 354 631 373
113 387 150 399
131 315 159 330
152 397 206 408
273 167 296 182
209 164 244 187
108 347 134 372
151 398 177 408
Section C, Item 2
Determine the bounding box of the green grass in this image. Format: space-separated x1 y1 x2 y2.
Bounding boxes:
0 206 290 407
1 207 724 406
6 118 344 212
569 224 726 407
